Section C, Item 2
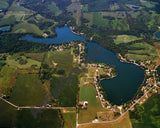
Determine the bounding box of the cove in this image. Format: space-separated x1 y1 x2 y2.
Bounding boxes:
21 26 144 105
155 31 160 39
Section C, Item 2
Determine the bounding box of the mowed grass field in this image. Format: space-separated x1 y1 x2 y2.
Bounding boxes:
9 74 46 106
114 35 139 44
126 42 158 61
44 50 73 75
79 87 104 123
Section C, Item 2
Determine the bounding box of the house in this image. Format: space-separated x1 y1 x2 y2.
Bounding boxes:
83 101 88 107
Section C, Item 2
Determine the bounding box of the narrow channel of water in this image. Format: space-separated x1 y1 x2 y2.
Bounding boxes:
21 26 144 105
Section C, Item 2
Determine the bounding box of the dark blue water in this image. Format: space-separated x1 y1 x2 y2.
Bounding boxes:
0 27 9 31
22 26 144 105
22 26 85 44
155 31 160 39
131 6 140 10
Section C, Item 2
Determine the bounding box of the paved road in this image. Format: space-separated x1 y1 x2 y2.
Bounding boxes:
0 97 75 110
0 97 18 108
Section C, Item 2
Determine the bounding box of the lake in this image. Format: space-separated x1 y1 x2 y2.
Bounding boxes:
21 26 144 105
0 27 9 32
155 31 160 39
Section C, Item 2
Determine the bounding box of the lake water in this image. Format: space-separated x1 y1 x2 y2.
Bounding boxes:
0 27 9 32
155 31 160 39
21 26 144 105
131 6 140 10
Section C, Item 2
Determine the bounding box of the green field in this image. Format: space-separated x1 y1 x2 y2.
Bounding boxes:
9 74 46 106
50 75 78 107
114 35 139 44
0 65 17 95
63 112 76 128
79 87 104 123
12 22 43 35
130 94 160 128
0 15 17 26
0 100 17 127
44 50 73 75
126 42 158 61
7 55 41 69
48 3 62 16
92 12 109 27
0 100 63 128
0 0 9 9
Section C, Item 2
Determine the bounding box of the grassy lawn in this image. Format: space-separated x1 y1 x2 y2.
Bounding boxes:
126 42 158 61
9 74 46 106
79 87 104 123
12 22 43 35
114 35 139 44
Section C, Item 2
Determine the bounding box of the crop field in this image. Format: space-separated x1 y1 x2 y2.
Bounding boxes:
0 65 17 95
92 12 109 27
0 101 63 128
79 77 94 87
12 22 43 35
6 55 41 69
50 75 78 107
62 110 76 128
126 42 158 61
79 87 104 123
101 11 126 19
111 20 129 31
44 50 73 75
48 3 62 16
140 0 157 8
130 94 160 128
0 15 17 26
83 12 93 26
24 53 45 62
67 2 81 25
8 0 30 13
154 42 160 65
114 35 139 44
9 74 46 106
0 100 17 127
